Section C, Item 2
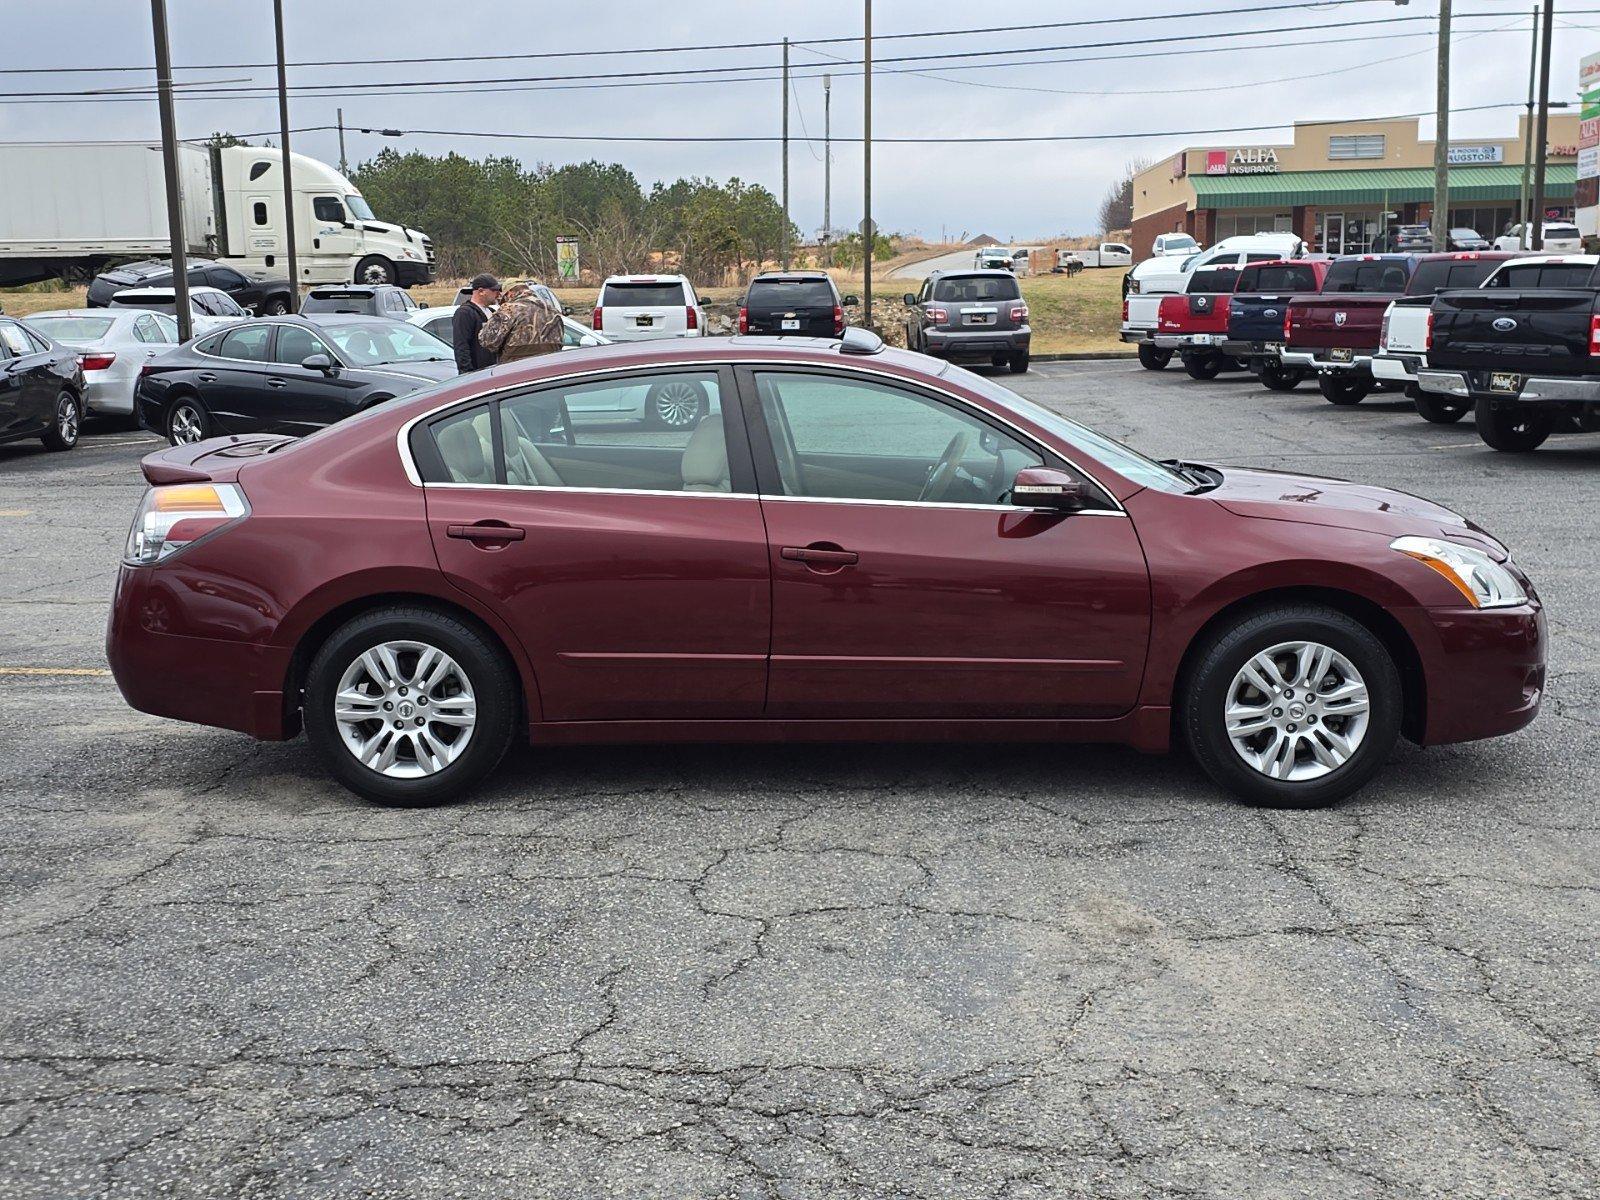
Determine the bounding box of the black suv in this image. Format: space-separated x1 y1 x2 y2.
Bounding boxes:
299 284 420 319
739 271 857 337
87 258 293 315
903 270 1031 373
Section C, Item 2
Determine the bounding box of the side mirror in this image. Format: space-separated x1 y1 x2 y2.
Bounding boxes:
1011 467 1089 511
301 353 337 375
842 294 860 306
563 305 574 316
901 292 917 306
418 302 429 309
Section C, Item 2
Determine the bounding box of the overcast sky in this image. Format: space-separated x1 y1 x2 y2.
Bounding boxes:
2 1 1593 240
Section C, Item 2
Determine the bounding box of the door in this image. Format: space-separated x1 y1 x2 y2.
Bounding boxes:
419 367 771 722
741 368 1151 720
199 324 273 432
0 322 52 437
1323 213 1344 256
311 194 363 265
264 323 366 433
244 195 280 261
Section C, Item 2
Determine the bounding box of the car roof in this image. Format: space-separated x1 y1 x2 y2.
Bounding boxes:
752 271 831 281
928 268 1017 279
601 274 688 283
306 285 386 296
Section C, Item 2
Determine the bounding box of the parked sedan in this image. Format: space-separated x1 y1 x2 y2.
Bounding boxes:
109 330 1543 809
136 315 456 444
0 316 85 451
25 309 180 420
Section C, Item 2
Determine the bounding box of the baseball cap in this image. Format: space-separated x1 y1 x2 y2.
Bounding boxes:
468 273 502 291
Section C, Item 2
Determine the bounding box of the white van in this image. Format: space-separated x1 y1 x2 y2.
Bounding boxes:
593 275 707 342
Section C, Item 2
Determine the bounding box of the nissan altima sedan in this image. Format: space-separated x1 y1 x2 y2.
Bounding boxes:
108 331 1545 808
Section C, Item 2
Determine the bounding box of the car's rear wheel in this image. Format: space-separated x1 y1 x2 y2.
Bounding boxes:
1413 391 1469 424
166 396 209 445
262 297 290 316
1009 351 1030 374
1318 373 1371 405
1137 343 1171 371
304 606 518 806
1258 362 1304 392
1182 605 1401 808
645 378 708 429
40 390 81 451
1475 397 1553 451
1182 353 1221 380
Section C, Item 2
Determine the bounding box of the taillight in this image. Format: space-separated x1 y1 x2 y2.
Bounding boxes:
1589 313 1600 355
1122 299 1129 322
833 305 844 336
1426 310 1436 351
592 306 603 331
686 304 698 331
926 306 948 323
738 306 749 335
1283 307 1293 341
124 483 249 566
79 351 116 372
1379 308 1391 352
1009 304 1028 323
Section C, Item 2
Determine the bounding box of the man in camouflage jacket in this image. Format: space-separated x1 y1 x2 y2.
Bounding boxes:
479 282 564 362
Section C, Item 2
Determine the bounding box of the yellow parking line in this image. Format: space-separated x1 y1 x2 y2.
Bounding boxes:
0 667 113 677
0 510 32 517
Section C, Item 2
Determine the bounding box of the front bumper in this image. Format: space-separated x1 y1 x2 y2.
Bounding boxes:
1280 349 1374 373
1403 602 1546 745
1372 353 1422 385
1417 369 1600 404
394 260 435 287
926 328 1031 359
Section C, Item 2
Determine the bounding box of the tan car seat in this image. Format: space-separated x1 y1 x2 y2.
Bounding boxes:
680 415 730 492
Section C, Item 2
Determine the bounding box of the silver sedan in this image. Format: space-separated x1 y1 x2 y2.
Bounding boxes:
24 308 180 419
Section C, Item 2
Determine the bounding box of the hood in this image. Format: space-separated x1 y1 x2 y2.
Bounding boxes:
1206 466 1507 556
362 359 457 386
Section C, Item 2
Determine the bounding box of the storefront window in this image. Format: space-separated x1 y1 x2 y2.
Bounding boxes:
1214 212 1293 240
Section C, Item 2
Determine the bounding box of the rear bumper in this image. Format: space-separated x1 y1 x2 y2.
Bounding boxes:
1119 324 1155 344
82 375 135 416
1372 353 1422 384
603 329 702 342
1280 349 1374 373
1406 603 1546 745
1153 332 1227 351
926 328 1030 358
1218 339 1279 361
1417 368 1600 404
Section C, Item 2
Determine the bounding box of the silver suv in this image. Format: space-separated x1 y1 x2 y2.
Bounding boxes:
903 270 1031 373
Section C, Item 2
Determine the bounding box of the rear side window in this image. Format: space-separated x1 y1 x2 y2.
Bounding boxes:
602 281 686 307
218 325 271 361
1487 262 1598 288
0 323 35 356
1322 260 1411 293
748 279 837 307
1407 260 1505 293
1187 268 1240 294
932 275 1021 302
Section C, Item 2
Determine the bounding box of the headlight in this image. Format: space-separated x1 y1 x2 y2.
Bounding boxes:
1391 535 1527 608
125 483 249 565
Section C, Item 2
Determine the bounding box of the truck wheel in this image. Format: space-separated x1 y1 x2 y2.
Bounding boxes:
263 297 290 316
1008 351 1030 374
355 256 396 286
1137 343 1171 371
1413 391 1468 424
1318 374 1371 405
1182 353 1221 381
1259 362 1305 392
1475 397 1552 452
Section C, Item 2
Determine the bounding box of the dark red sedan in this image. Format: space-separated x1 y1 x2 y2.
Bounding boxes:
107 330 1545 808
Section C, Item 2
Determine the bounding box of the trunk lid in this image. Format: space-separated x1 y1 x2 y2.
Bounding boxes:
139 435 294 485
1429 289 1599 375
1287 295 1392 351
1227 294 1297 343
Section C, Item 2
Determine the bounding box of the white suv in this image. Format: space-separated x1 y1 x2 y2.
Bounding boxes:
593 275 706 341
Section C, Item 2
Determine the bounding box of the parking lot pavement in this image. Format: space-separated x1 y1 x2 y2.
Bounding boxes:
3 368 1598 1200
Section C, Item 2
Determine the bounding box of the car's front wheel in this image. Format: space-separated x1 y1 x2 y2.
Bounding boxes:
1318 373 1371 405
1182 605 1401 808
354 255 396 286
645 377 709 429
1413 391 1468 424
1137 343 1171 371
40 390 81 451
304 606 519 806
1475 397 1552 451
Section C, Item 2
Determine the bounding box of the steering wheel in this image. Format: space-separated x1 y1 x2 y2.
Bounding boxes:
918 432 974 502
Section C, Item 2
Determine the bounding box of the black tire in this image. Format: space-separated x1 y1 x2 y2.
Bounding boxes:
1413 391 1468 424
165 394 209 446
262 296 290 316
40 390 81 451
1258 362 1305 392
1318 373 1371 405
354 255 396 286
1137 343 1172 371
1182 353 1221 381
1182 604 1402 809
1475 397 1553 452
1008 351 1030 374
645 377 709 429
303 606 519 806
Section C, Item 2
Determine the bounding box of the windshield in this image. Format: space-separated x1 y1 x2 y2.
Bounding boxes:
946 368 1190 494
27 315 115 342
323 321 451 366
345 194 375 221
1160 236 1197 250
933 275 1021 302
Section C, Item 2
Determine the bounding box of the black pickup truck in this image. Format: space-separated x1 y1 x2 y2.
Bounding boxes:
1418 255 1600 451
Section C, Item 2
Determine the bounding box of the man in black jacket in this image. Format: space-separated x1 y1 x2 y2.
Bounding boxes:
452 273 502 372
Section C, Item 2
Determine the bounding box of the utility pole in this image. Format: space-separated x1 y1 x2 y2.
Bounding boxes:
1520 4 1542 228
862 0 873 328
823 76 834 246
1531 0 1556 249
273 0 299 307
781 38 790 271
149 0 191 342
1431 0 1452 251
337 107 348 177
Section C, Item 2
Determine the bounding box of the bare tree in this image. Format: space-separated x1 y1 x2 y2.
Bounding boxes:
1098 156 1151 235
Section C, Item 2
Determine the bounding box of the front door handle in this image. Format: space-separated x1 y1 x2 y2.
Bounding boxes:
781 544 858 566
266 377 287 388
447 521 526 544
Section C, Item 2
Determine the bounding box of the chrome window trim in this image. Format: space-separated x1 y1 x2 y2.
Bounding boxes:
393 355 1129 512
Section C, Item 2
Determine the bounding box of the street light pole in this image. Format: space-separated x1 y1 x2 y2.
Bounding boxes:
1531 0 1556 249
823 75 832 263
273 0 299 306
1520 4 1542 229
337 107 348 177
1431 0 1452 250
781 37 790 271
149 0 191 342
862 0 873 328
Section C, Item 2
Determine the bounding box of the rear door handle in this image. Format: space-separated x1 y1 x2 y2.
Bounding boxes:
781 545 858 566
197 372 218 383
447 522 526 543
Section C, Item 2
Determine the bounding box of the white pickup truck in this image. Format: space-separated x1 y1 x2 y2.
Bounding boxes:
1371 251 1530 420
1493 222 1583 253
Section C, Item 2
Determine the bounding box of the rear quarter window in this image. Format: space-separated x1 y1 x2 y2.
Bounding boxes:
602 281 686 307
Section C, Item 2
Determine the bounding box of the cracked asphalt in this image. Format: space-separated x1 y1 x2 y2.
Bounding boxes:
1 364 1597 1199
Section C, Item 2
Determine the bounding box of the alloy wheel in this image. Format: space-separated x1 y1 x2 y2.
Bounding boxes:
1224 640 1370 781
57 396 79 445
169 404 204 444
333 640 477 779
653 380 704 428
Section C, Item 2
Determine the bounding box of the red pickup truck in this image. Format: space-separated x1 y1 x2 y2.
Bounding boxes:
1151 265 1243 380
1281 254 1423 404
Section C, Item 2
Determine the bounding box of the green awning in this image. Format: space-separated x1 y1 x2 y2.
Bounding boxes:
1190 164 1573 209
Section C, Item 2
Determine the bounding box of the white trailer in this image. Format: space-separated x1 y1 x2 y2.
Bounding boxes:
0 142 434 289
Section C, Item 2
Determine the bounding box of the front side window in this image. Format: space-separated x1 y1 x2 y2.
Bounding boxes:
218 325 271 362
207 267 247 290
313 196 346 223
754 371 1043 506
273 324 333 365
152 313 180 342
